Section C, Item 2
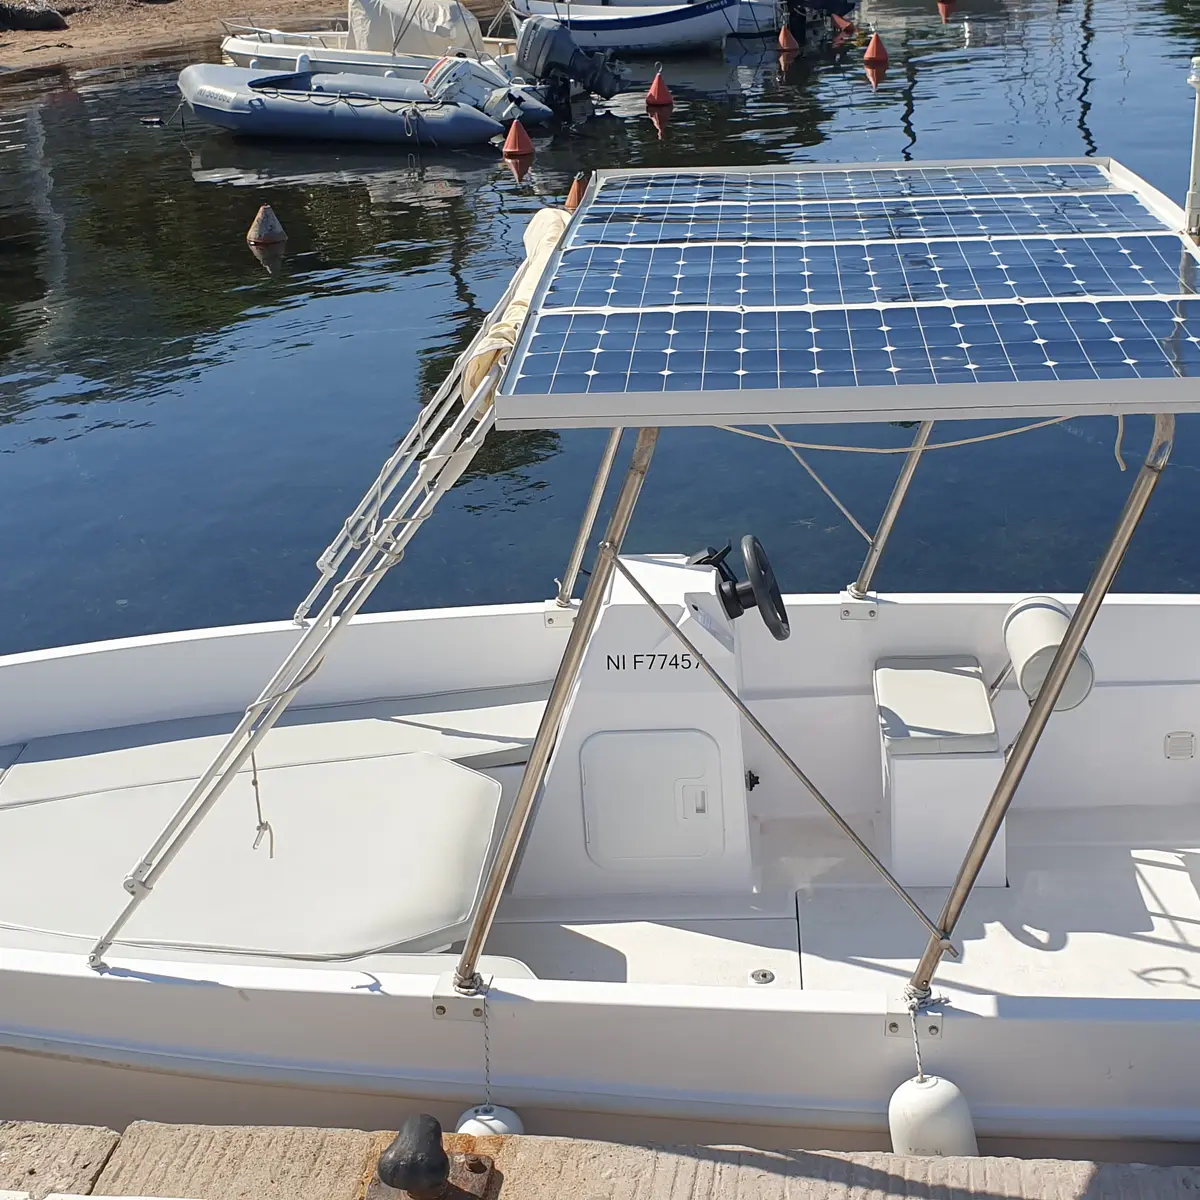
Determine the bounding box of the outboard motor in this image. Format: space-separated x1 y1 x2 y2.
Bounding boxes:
514 16 622 102
424 55 554 125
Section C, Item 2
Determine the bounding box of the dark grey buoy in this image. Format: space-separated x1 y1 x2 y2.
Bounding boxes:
377 1113 450 1199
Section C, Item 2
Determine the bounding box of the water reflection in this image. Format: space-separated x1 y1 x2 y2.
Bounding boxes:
2 0 1200 654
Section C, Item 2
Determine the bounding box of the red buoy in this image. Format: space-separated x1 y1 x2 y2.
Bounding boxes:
863 32 888 68
778 24 799 51
646 69 673 107
502 120 534 158
566 172 587 212
831 12 854 30
937 0 955 20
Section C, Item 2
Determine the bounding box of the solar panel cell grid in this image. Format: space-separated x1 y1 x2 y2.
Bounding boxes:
503 163 1200 402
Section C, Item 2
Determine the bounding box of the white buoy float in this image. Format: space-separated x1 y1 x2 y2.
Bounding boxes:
246 205 287 247
888 1074 978 1156
455 1104 524 1135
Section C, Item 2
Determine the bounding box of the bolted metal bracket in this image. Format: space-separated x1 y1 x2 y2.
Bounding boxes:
885 1009 943 1040
543 598 578 629
432 972 491 1022
838 590 879 621
367 1151 495 1200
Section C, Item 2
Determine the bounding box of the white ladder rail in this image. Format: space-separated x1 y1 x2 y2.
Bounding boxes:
86 367 500 969
295 264 532 623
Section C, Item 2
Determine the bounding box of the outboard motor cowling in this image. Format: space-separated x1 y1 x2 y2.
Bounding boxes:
515 16 622 101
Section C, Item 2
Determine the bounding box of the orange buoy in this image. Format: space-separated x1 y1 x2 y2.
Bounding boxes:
865 63 886 89
566 172 587 212
778 24 799 51
502 119 534 158
831 12 854 30
863 32 888 68
246 204 287 246
646 68 673 106
937 0 954 20
649 103 670 139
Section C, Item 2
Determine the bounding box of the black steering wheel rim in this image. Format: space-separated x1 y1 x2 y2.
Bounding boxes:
741 534 790 641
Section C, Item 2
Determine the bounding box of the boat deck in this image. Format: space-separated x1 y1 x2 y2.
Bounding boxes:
484 804 1200 998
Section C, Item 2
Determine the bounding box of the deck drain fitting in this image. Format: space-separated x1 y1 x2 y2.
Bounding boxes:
750 968 775 985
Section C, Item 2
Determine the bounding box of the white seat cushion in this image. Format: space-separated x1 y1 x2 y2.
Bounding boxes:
874 655 999 756
0 752 504 958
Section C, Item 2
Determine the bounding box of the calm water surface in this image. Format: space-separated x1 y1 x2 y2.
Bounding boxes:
3 0 1200 654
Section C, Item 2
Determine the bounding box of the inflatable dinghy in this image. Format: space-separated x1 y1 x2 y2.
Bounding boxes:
178 63 507 146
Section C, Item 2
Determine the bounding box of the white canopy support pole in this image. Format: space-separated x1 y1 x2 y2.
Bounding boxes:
455 427 657 992
86 368 500 970
909 412 1176 997
848 419 934 599
1187 57 1200 238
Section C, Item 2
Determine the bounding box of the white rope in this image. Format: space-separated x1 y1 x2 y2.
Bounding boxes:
768 423 872 543
722 416 1071 455
902 984 948 1082
1114 413 1128 472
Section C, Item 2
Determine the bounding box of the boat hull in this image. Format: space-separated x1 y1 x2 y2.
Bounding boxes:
178 63 505 146
510 0 738 52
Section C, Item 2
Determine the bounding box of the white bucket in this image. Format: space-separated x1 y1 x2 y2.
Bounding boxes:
1002 595 1095 712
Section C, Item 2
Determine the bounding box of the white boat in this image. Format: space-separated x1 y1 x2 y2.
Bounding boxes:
510 0 739 53
515 0 779 39
9 122 1200 1155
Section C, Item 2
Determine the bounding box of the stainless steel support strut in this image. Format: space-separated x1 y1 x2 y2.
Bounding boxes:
909 412 1176 996
454 427 659 992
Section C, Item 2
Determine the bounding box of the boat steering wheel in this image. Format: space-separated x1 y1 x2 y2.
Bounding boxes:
690 536 790 642
741 535 789 642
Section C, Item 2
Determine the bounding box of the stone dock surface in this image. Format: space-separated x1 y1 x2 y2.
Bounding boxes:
2 1120 1200 1200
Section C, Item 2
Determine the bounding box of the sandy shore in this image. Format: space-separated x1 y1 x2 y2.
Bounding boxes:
0 0 335 75
0 0 500 77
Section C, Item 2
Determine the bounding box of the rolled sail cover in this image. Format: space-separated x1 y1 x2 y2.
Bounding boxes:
346 0 483 55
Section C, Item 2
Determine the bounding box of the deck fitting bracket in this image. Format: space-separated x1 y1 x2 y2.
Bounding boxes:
432 972 491 1022
885 1008 944 1040
838 590 878 621
544 598 578 628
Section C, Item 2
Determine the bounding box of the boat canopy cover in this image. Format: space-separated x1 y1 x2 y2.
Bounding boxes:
346 0 482 56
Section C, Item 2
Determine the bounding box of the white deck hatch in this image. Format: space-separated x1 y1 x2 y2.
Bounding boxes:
494 157 1200 428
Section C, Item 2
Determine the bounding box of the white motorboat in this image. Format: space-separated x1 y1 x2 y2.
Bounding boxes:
9 95 1200 1153
510 0 740 53
514 0 780 39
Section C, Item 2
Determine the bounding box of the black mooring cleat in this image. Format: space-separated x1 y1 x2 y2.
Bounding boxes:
377 1113 450 1199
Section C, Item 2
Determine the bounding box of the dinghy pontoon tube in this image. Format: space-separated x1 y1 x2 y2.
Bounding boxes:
10 116 1200 1147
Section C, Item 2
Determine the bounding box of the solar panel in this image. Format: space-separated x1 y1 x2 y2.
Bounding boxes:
542 236 1196 310
592 163 1114 207
495 159 1200 429
510 300 1200 395
569 194 1166 247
